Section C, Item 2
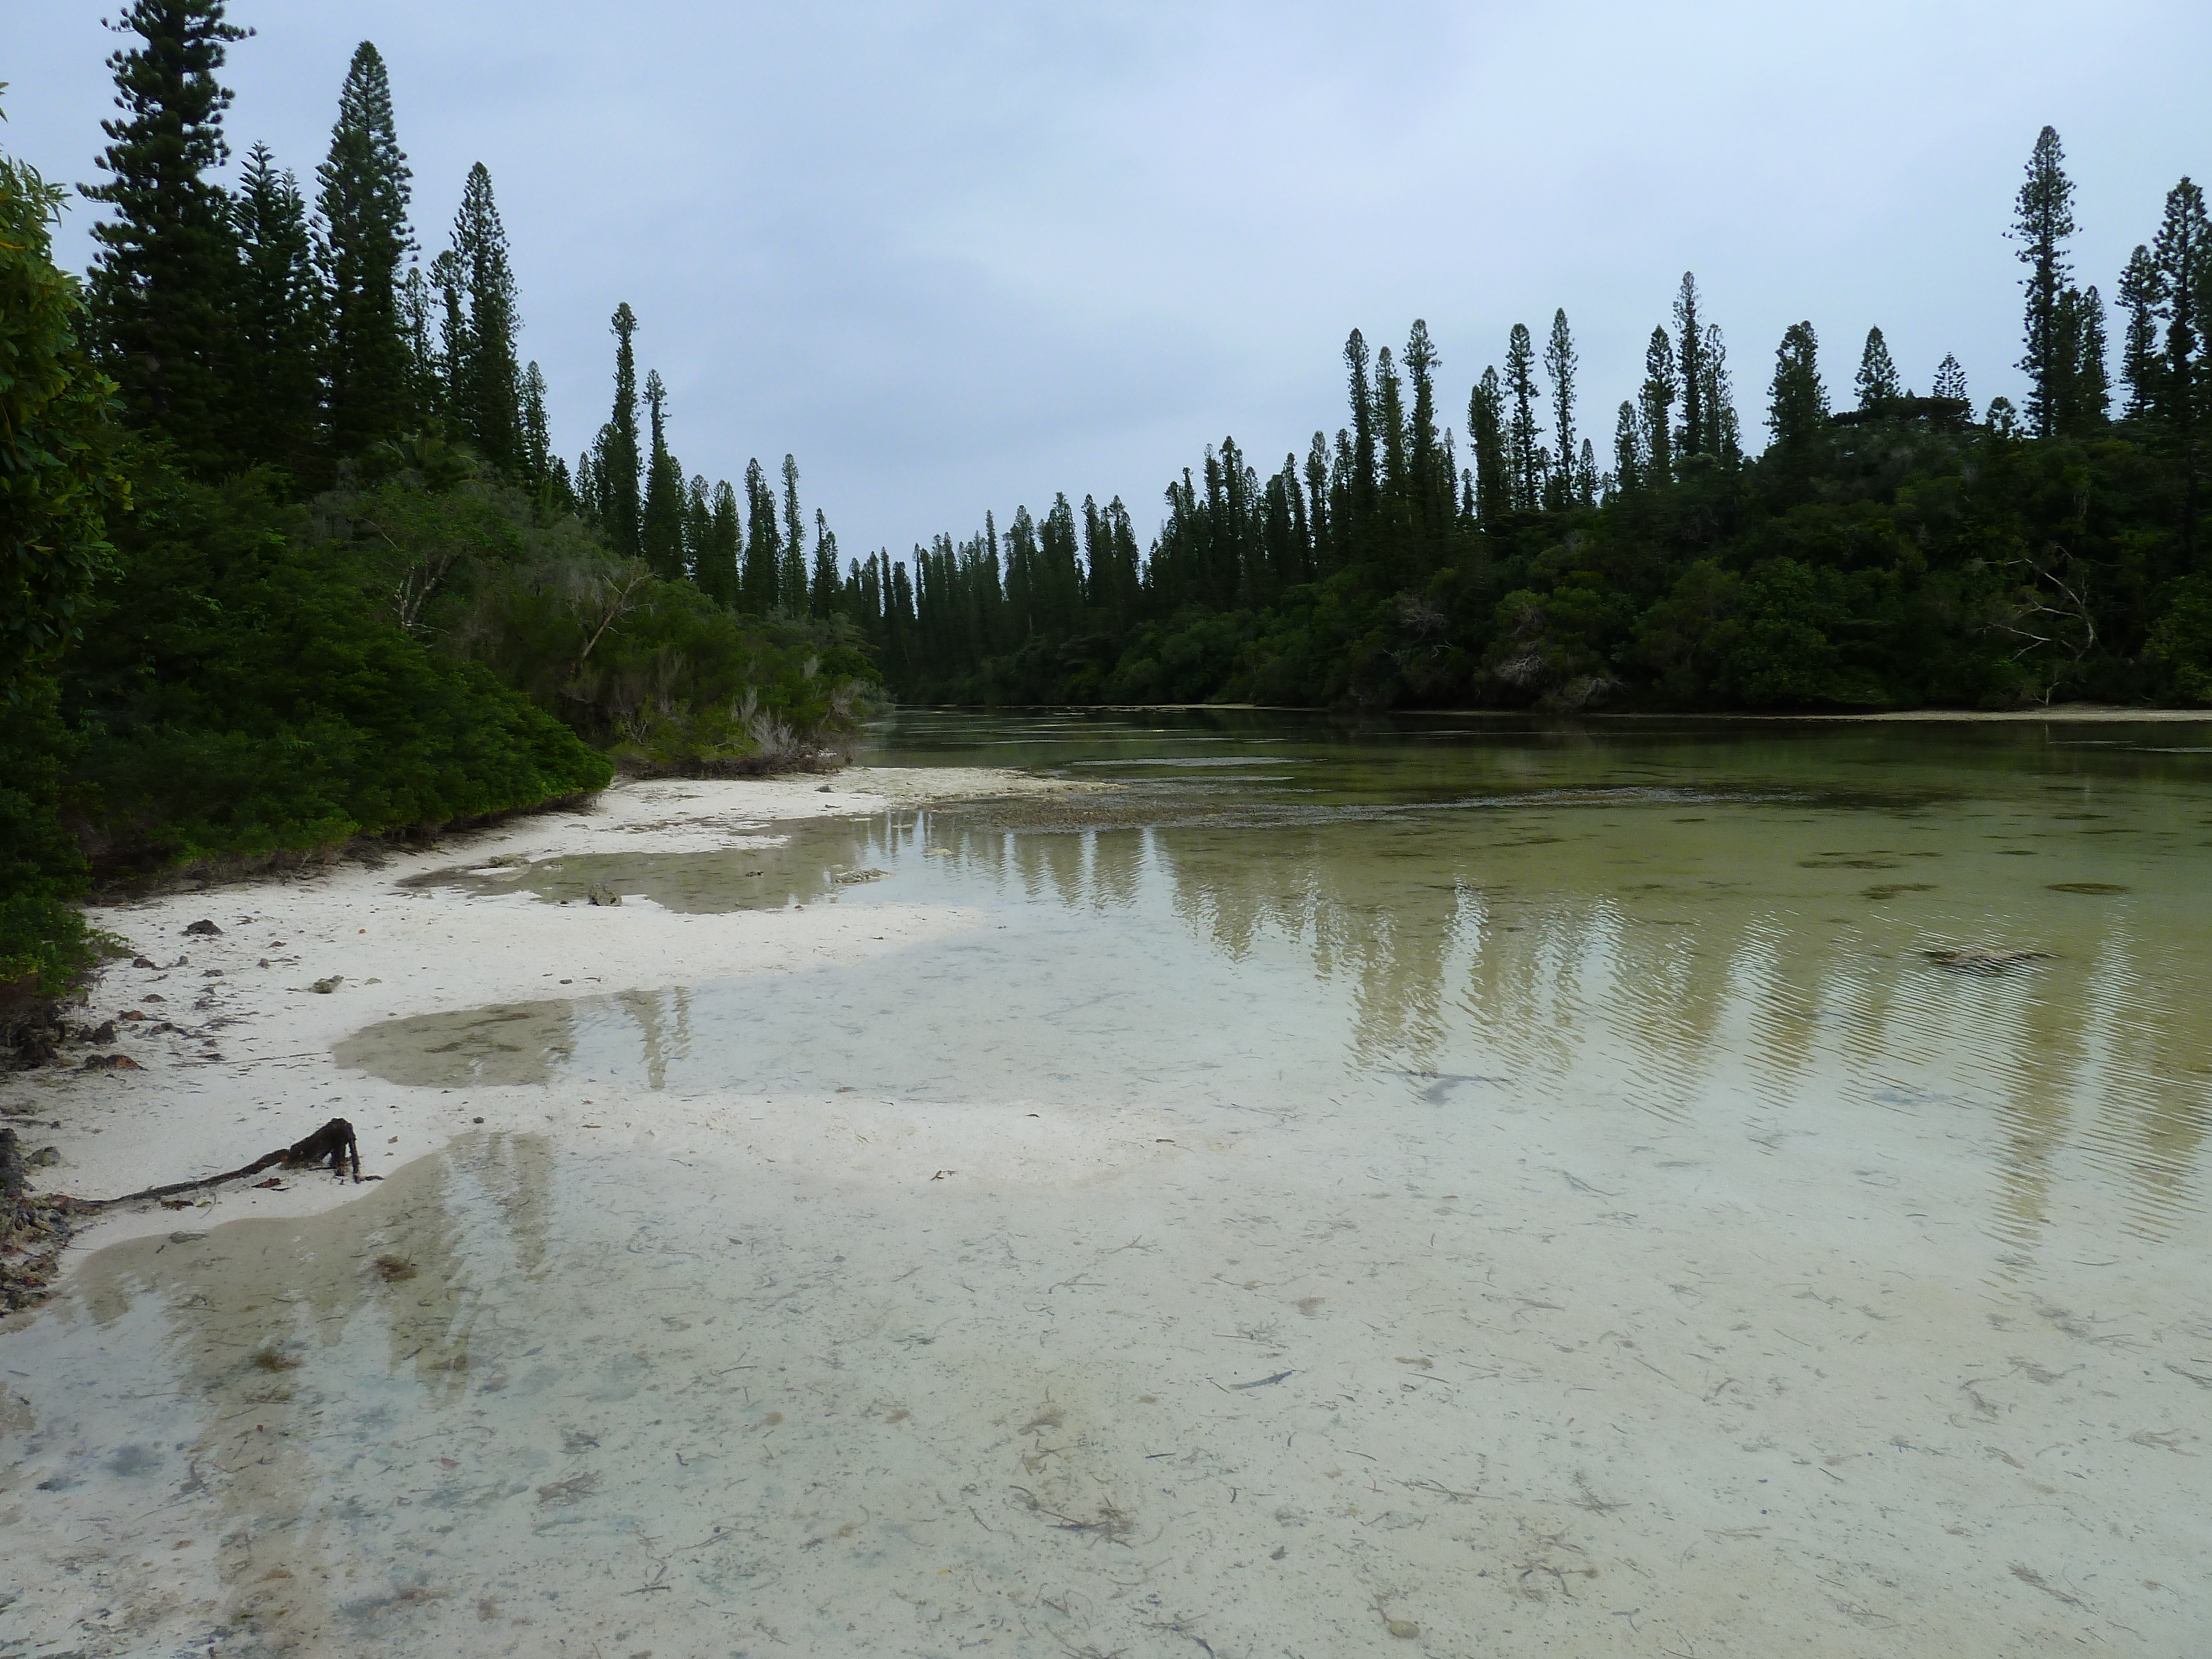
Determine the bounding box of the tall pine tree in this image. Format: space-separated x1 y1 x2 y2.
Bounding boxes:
82 0 249 472
741 457 780 613
1931 352 1971 417
1611 400 1642 493
1504 324 1542 511
779 455 808 609
318 41 416 456
1767 321 1828 452
2118 244 2163 419
591 302 642 561
1855 326 1902 413
703 479 742 607
229 141 324 479
520 361 556 490
1467 367 1507 527
1345 330 1378 521
2147 178 2210 561
2052 285 2110 431
1404 319 1446 526
444 162 521 473
811 509 841 618
1701 324 1740 463
2013 126 2078 439
640 369 687 580
1543 310 1577 510
1639 327 1677 482
1672 274 1705 457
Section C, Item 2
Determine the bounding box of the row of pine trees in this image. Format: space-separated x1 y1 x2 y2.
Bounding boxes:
58 4 2212 707
82 8 552 491
871 126 2212 701
76 0 859 627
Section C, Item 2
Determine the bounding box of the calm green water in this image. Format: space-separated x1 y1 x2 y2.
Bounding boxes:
13 712 2212 1658
367 710 2212 1248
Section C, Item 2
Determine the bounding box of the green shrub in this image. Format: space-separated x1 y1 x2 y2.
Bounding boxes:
62 456 613 872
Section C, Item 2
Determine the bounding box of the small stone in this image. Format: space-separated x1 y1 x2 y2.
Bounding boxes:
27 1146 60 1167
80 1053 144 1072
311 975 344 994
88 1020 117 1044
132 954 159 969
1387 1620 1420 1639
183 919 223 936
586 884 621 907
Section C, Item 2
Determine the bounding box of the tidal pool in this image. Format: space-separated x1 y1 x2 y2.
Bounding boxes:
5 712 2210 1657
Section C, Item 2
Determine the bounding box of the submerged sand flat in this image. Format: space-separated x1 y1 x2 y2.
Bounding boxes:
3 717 2209 1657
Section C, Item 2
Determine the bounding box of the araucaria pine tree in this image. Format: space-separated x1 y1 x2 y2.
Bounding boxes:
230 141 325 479
1639 327 1677 482
1543 310 1577 510
2118 245 2163 419
2147 177 2210 558
520 361 554 488
778 456 808 610
1855 327 1902 413
1404 320 1448 535
1345 330 1378 524
591 302 643 561
2052 286 2110 431
1932 353 1971 417
1767 321 1828 452
2013 126 2078 439
1700 324 1740 463
318 41 416 457
1467 368 1507 526
742 457 780 613
811 509 841 618
702 480 742 607
400 260 439 416
1672 274 1705 458
1611 399 1643 493
640 370 687 580
81 0 250 472
1504 324 1542 510
442 162 522 474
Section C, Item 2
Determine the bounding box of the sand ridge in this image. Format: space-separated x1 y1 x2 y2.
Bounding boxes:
0 767 1112 1244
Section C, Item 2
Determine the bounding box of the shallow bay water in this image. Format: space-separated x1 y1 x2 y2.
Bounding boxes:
5 712 2210 1657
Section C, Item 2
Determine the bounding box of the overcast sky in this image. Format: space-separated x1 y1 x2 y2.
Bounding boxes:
10 2 2208 558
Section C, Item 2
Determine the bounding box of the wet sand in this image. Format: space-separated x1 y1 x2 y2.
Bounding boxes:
0 768 1103 1238
2 747 2206 1657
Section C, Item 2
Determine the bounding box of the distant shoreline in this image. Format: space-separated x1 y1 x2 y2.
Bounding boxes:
893 701 2212 723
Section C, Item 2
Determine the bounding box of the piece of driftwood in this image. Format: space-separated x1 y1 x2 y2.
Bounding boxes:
89 1117 367 1208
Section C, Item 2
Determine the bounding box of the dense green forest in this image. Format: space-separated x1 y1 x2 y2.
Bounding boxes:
2 1 873 1031
848 133 2212 715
